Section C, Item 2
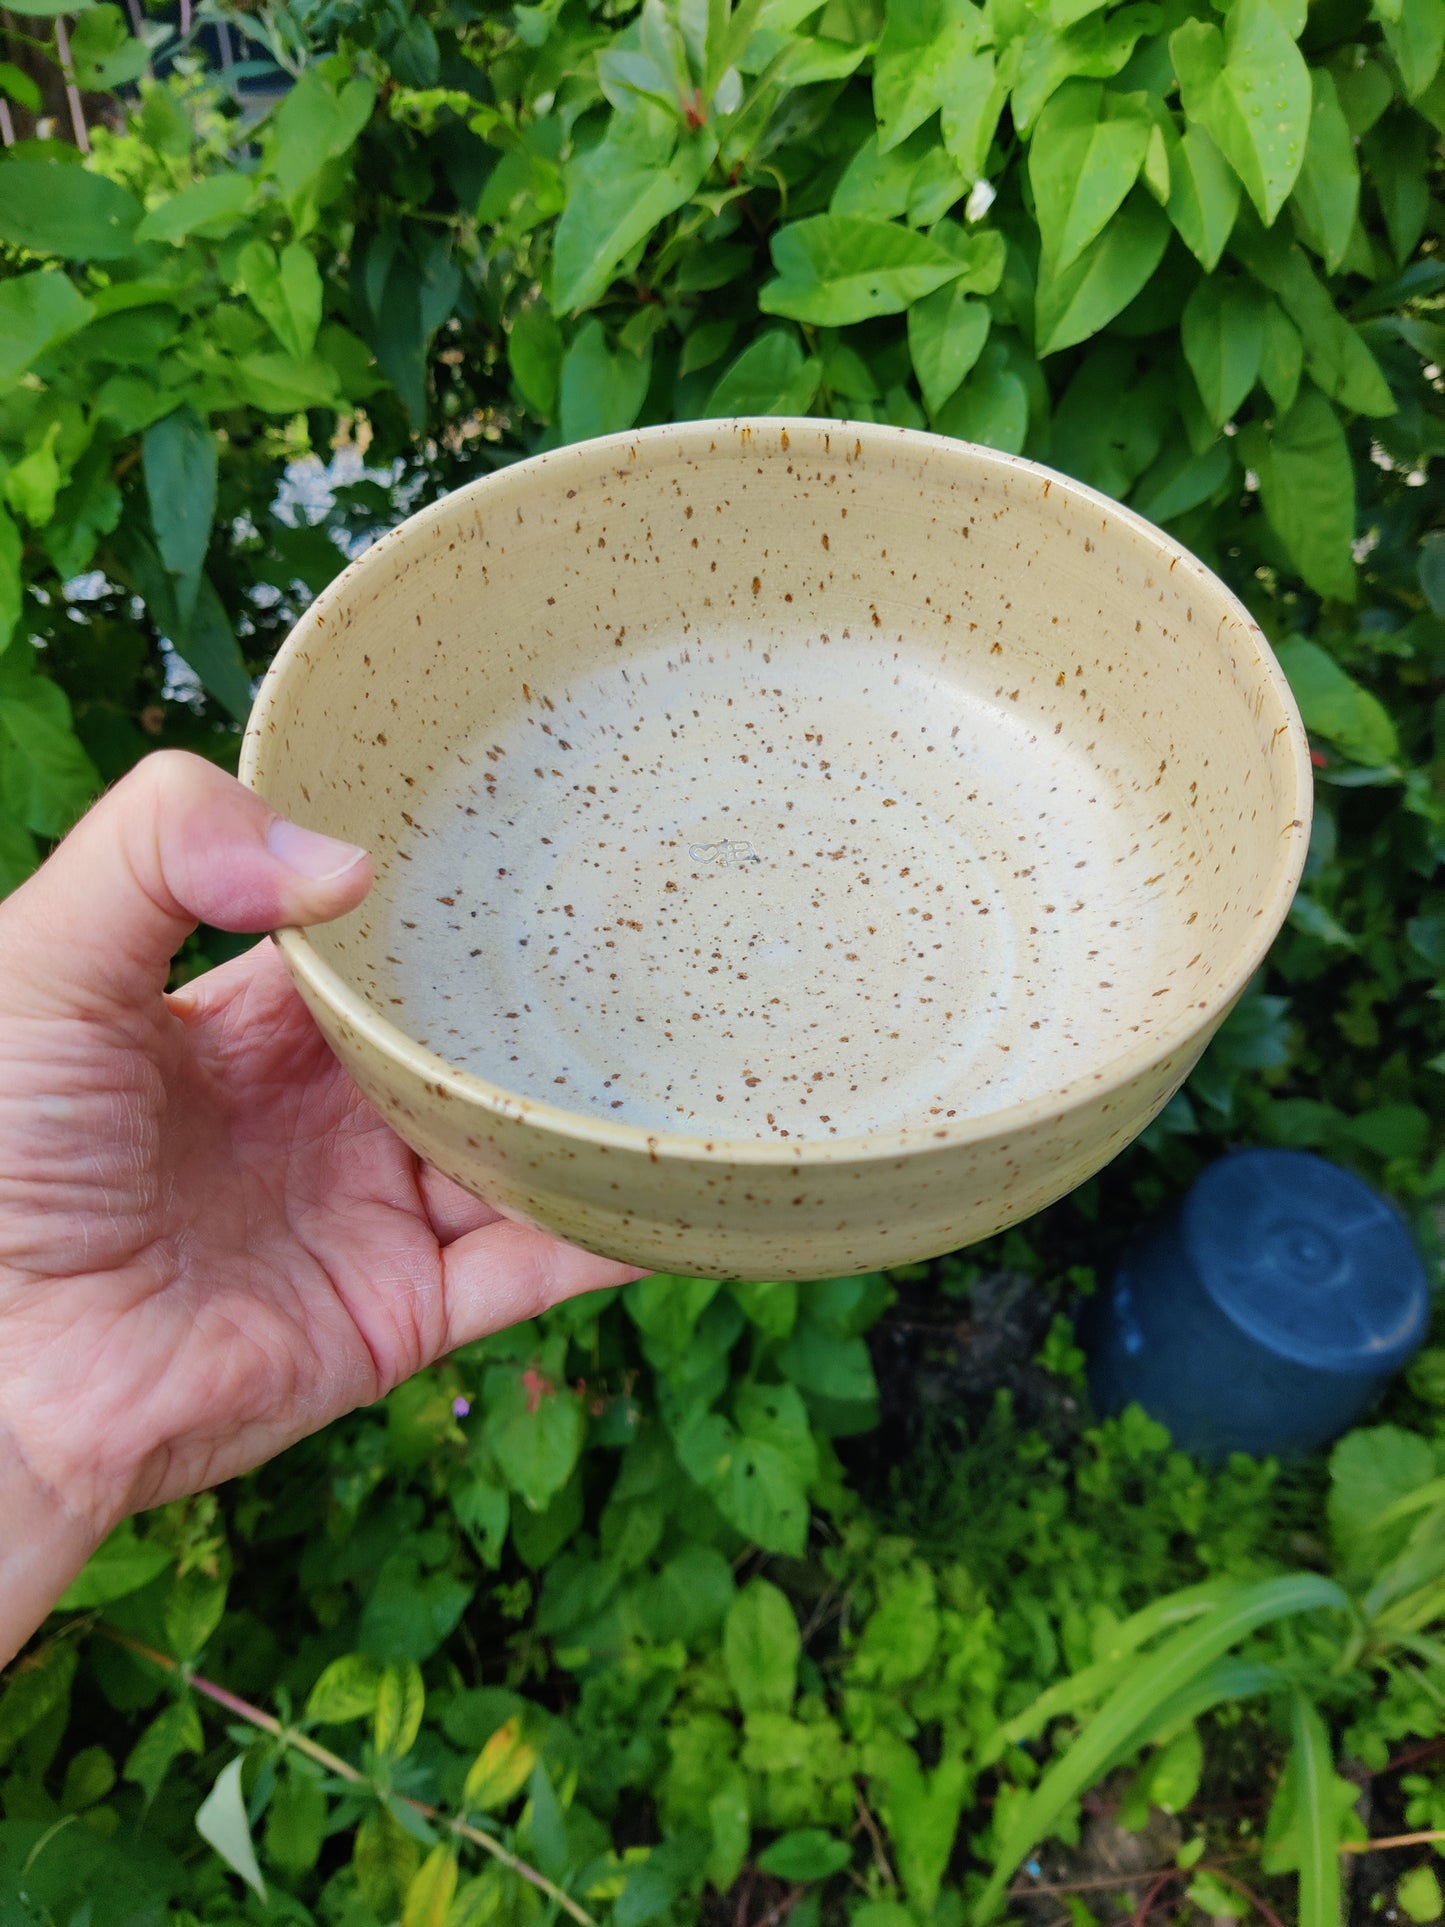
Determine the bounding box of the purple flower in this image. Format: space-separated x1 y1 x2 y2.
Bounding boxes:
452 1395 472 1419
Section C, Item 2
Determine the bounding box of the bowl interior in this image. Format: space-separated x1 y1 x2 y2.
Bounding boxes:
246 422 1307 1148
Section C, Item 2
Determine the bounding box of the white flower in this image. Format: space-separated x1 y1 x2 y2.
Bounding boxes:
966 178 997 222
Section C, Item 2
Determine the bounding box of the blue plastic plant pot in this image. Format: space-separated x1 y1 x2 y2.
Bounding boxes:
1086 1149 1431 1461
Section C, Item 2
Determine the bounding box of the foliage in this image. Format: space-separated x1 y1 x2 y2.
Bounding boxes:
3 1284 1443 1925
2 0 1445 1921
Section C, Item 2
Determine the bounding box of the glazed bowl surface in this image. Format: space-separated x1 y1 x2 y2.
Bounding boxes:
240 418 1310 1279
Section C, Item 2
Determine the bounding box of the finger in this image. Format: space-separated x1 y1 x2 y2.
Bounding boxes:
418 1165 503 1245
0 750 372 1018
439 1216 647 1350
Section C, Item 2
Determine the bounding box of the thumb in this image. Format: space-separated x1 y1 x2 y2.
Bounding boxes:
1 749 372 1017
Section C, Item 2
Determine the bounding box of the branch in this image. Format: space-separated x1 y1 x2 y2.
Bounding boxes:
96 1627 597 1927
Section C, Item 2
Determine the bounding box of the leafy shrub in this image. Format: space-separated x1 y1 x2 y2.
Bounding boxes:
1 0 1444 1921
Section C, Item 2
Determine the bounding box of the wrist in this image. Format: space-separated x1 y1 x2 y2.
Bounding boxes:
0 1418 108 1667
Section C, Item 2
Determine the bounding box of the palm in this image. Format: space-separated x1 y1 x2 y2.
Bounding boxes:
0 941 583 1522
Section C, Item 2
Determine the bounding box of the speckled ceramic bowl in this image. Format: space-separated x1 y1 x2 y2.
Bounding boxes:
240 419 1310 1280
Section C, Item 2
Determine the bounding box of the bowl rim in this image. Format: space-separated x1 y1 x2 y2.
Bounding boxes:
241 416 1312 1168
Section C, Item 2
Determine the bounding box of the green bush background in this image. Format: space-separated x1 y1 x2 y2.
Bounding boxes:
1 0 1444 1922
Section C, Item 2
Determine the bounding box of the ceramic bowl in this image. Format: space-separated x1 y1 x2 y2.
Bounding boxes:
240 419 1310 1281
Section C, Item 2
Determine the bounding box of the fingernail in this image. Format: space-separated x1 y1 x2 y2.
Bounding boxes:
267 816 369 882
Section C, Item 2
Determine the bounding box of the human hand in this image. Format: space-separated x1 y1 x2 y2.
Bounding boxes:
0 751 644 1663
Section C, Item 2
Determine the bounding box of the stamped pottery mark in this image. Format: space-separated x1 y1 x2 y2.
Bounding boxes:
689 837 760 870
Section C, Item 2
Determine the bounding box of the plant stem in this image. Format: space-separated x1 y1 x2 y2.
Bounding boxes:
1128 1867 1179 1927
50 14 91 154
1008 1823 1445 1906
97 1627 597 1927
1340 1828 1445 1853
1203 1864 1290 1927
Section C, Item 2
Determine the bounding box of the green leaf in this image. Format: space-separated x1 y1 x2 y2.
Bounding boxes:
1233 226 1394 416
1348 1102 1429 1157
675 1385 817 1556
0 162 142 259
931 220 1009 290
235 347 343 414
1005 5 1160 133
681 317 738 375
1187 1870 1248 1917
0 650 100 837
1171 0 1311 223
856 1564 939 1687
0 504 21 659
452 1468 510 1567
69 5 148 89
1380 0 1445 98
0 1644 76 1767
724 1579 801 1713
833 129 929 222
238 240 323 360
774 1321 878 1405
1291 71 1359 272
197 1757 267 1901
974 1574 1349 1918
1165 123 1241 271
4 421 63 529
909 284 991 415
559 319 652 445
873 0 981 152
1328 1425 1435 1570
730 1279 799 1339
355 1805 421 1915
162 572 252 726
756 1830 851 1880
269 65 377 199
1182 277 1267 425
935 349 1029 453
0 62 42 111
375 1661 426 1759
1131 439 1233 522
405 1846 460 1927
940 48 1010 183
627 1274 722 1355
1275 638 1395 764
509 301 563 417
760 215 966 325
55 1518 173 1608
706 329 820 414
1246 392 1358 604
142 405 216 625
872 1749 968 1911
1364 110 1432 265
0 808 36 894
1029 82 1153 275
264 1761 328 1877
306 1654 384 1724
0 270 93 381
464 1716 539 1811
135 174 255 245
163 1567 228 1663
1285 1693 1342 1927
1035 192 1170 356
1259 298 1303 410
122 1697 204 1805
62 1746 116 1814
552 114 711 313
1122 1725 1204 1824
483 1358 586 1512
708 1771 751 1891
1399 1868 1445 1923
